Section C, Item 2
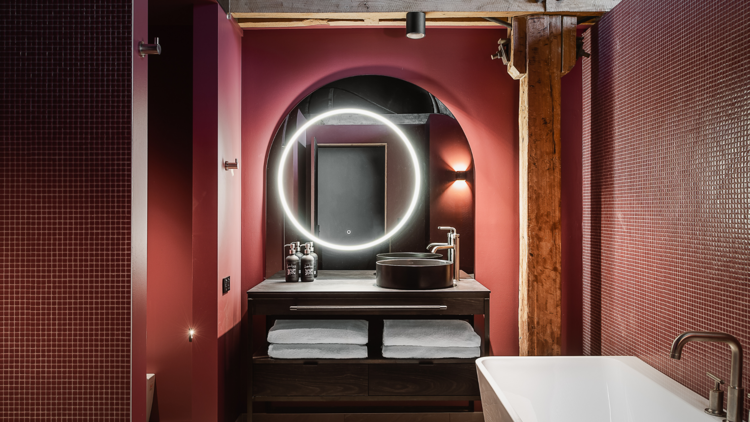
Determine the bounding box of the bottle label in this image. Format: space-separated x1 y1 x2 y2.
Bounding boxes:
286 265 296 276
304 265 314 276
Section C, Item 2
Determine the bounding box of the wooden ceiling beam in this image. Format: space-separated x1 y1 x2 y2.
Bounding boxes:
236 18 514 29
232 11 605 20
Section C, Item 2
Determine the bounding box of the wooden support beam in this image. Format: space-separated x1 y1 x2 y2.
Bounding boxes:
518 15 562 357
507 16 527 80
561 16 578 75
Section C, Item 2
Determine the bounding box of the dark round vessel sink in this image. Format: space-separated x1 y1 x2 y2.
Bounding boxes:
376 259 454 290
376 252 443 261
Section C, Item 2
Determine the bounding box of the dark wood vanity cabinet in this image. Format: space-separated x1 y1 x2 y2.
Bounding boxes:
246 270 490 420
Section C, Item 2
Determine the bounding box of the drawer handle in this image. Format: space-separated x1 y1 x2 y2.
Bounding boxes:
289 305 447 311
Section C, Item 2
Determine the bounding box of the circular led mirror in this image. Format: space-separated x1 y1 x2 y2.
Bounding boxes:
278 108 421 251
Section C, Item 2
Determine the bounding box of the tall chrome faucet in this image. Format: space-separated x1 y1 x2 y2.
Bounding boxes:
430 231 460 285
670 331 744 422
427 226 456 262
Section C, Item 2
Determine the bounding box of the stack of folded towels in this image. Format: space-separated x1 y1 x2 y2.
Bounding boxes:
382 320 481 359
267 319 369 359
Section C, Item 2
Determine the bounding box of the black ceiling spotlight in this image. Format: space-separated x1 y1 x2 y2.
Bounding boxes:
406 12 426 39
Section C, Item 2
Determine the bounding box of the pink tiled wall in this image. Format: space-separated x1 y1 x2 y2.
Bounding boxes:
0 1 132 421
582 0 750 411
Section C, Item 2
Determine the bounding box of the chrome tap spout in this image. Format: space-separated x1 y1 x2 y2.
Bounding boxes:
430 244 453 255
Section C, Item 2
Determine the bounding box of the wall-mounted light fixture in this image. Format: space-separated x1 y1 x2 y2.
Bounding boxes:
455 171 467 181
189 329 195 342
406 12 426 39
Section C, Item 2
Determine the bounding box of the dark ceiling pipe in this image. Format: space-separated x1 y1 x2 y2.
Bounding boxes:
482 17 512 29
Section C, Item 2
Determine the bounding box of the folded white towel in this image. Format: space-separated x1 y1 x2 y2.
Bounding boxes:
267 319 369 345
382 345 480 359
383 320 480 348
268 344 368 359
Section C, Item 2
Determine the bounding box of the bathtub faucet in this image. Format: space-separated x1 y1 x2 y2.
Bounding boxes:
670 331 744 422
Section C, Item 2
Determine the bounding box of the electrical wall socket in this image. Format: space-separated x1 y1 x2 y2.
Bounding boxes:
222 276 230 294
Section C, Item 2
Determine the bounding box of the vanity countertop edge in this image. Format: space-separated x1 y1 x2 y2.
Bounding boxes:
247 270 490 298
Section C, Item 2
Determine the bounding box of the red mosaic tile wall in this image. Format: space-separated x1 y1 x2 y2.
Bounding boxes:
0 1 132 421
582 0 750 411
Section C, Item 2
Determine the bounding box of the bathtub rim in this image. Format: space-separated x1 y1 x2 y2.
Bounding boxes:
475 356 714 422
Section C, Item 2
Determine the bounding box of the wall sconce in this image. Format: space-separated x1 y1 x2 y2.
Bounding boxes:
455 171 467 181
406 12 426 39
189 329 195 342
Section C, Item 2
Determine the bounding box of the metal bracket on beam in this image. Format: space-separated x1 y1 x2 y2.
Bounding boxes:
491 38 510 65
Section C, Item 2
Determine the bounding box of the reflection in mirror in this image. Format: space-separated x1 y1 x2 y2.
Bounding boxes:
265 76 475 274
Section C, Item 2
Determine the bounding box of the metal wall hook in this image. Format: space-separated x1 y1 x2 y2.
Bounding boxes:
224 159 238 171
139 37 161 57
224 159 238 175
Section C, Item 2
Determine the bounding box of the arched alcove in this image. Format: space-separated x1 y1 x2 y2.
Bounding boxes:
241 28 520 357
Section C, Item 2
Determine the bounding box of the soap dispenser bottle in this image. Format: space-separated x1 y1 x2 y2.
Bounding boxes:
301 244 315 282
285 243 300 282
305 242 319 277
294 241 304 263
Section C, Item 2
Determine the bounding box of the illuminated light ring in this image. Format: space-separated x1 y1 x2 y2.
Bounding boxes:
278 108 421 251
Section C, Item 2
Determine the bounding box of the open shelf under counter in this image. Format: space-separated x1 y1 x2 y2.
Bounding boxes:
246 269 490 421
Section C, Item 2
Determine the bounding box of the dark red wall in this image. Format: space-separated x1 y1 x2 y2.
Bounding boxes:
561 41 584 357
428 115 476 274
192 4 243 422
0 0 133 420
582 0 750 410
147 23 194 422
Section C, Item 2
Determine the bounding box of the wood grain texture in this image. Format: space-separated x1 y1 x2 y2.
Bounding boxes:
253 357 479 365
237 18 505 28
369 364 480 396
545 0 621 12
561 16 578 76
253 364 368 396
252 413 484 422
232 1 545 15
252 297 486 315
518 15 562 357
253 395 481 402
507 16 527 80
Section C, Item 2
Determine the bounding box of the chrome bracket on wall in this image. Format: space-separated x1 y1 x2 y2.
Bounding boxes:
139 38 161 58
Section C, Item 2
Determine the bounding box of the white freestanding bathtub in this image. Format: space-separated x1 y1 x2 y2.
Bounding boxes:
476 356 718 422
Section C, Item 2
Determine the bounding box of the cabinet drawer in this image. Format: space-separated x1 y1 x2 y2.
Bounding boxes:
369 364 479 396
253 364 368 397
253 298 484 315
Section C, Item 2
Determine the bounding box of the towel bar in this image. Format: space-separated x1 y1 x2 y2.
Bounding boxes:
289 305 447 311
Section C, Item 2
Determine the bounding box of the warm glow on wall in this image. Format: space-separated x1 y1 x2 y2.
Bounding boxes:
453 180 469 188
452 168 469 188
